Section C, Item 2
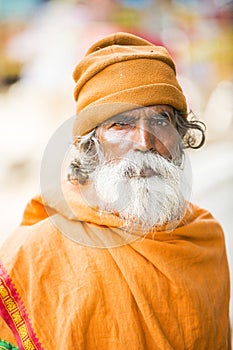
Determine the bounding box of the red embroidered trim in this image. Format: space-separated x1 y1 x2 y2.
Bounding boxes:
0 262 44 350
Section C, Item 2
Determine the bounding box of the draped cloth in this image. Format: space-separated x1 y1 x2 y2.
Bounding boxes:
0 182 231 349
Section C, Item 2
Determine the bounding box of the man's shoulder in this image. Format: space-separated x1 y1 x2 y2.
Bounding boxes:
189 202 224 227
0 192 68 270
178 202 225 243
0 214 57 272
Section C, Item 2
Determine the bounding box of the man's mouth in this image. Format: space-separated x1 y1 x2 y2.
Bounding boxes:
124 166 159 178
139 167 157 177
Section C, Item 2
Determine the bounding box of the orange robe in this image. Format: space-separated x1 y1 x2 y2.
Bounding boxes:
0 182 231 349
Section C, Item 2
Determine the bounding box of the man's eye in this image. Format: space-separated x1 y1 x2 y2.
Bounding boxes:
111 122 133 128
158 120 169 126
151 119 169 127
114 122 127 126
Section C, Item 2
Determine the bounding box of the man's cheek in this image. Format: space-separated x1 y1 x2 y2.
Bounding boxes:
102 141 133 159
160 137 179 158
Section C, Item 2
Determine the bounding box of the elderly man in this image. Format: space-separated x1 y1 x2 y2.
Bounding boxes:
0 32 231 349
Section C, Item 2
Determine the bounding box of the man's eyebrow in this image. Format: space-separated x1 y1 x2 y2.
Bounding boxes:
105 113 138 124
150 111 173 121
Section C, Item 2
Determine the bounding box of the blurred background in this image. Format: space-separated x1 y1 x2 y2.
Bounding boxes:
0 0 233 314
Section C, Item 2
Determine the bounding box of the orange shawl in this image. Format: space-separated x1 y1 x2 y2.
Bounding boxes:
0 182 231 349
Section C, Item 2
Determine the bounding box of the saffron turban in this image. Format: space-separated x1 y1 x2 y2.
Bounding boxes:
72 32 187 136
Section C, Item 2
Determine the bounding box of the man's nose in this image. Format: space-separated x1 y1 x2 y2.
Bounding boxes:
131 120 171 159
132 121 156 152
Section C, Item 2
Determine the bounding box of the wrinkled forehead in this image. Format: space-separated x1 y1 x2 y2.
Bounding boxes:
102 104 175 124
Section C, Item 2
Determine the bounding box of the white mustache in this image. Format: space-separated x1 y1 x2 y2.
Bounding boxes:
105 150 180 181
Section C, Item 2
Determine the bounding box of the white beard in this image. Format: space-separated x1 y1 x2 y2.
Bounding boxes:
90 150 189 231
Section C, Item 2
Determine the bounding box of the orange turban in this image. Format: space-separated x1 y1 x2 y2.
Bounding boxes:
72 32 187 136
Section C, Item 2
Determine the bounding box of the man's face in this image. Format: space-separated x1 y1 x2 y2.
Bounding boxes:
87 104 187 231
96 105 181 167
